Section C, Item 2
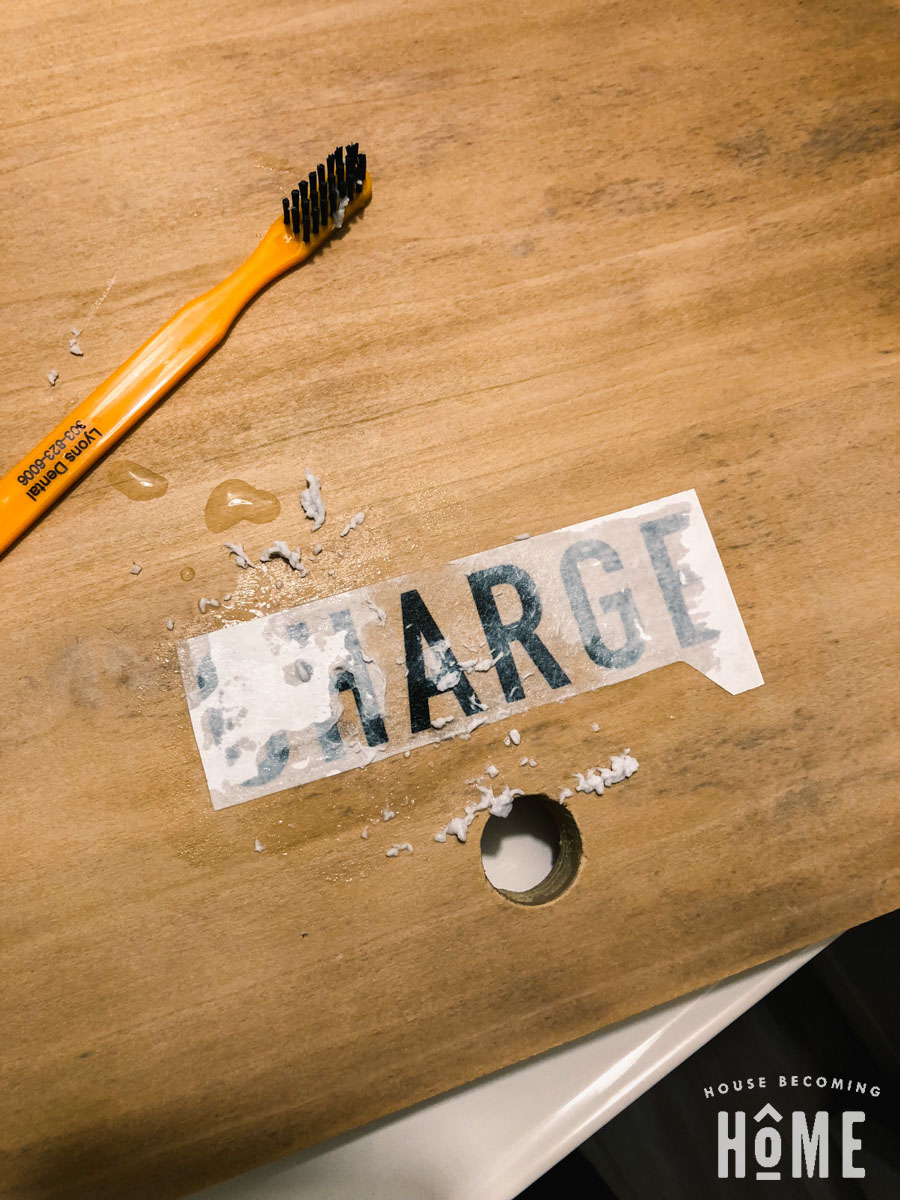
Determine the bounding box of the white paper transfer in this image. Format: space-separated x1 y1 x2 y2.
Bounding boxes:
178 490 762 809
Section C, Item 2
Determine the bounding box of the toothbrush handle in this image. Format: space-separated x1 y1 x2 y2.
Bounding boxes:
0 222 295 556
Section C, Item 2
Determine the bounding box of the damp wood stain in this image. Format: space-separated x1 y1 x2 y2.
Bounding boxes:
109 460 169 500
205 480 280 533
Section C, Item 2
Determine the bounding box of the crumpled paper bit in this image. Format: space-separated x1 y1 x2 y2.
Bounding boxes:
301 471 326 531
340 511 365 537
225 542 255 569
434 784 524 844
259 542 306 573
573 750 639 795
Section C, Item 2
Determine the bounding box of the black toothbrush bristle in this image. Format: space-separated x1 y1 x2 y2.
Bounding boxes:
282 197 290 225
308 172 320 236
290 189 300 235
298 180 310 241
356 152 366 194
317 163 328 225
326 154 335 219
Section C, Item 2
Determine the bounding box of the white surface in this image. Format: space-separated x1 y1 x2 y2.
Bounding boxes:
194 942 826 1200
481 801 558 891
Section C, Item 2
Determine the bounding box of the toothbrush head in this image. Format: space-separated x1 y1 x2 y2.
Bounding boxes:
282 144 369 243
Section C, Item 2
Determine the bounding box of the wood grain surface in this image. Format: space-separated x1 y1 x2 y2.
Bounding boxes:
2 0 899 1196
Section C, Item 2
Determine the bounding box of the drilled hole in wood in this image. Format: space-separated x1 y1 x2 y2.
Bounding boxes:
480 794 582 906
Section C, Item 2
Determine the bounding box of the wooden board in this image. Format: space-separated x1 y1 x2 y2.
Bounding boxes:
1 0 898 1195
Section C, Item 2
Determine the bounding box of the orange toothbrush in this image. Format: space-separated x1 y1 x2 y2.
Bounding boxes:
0 145 371 557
